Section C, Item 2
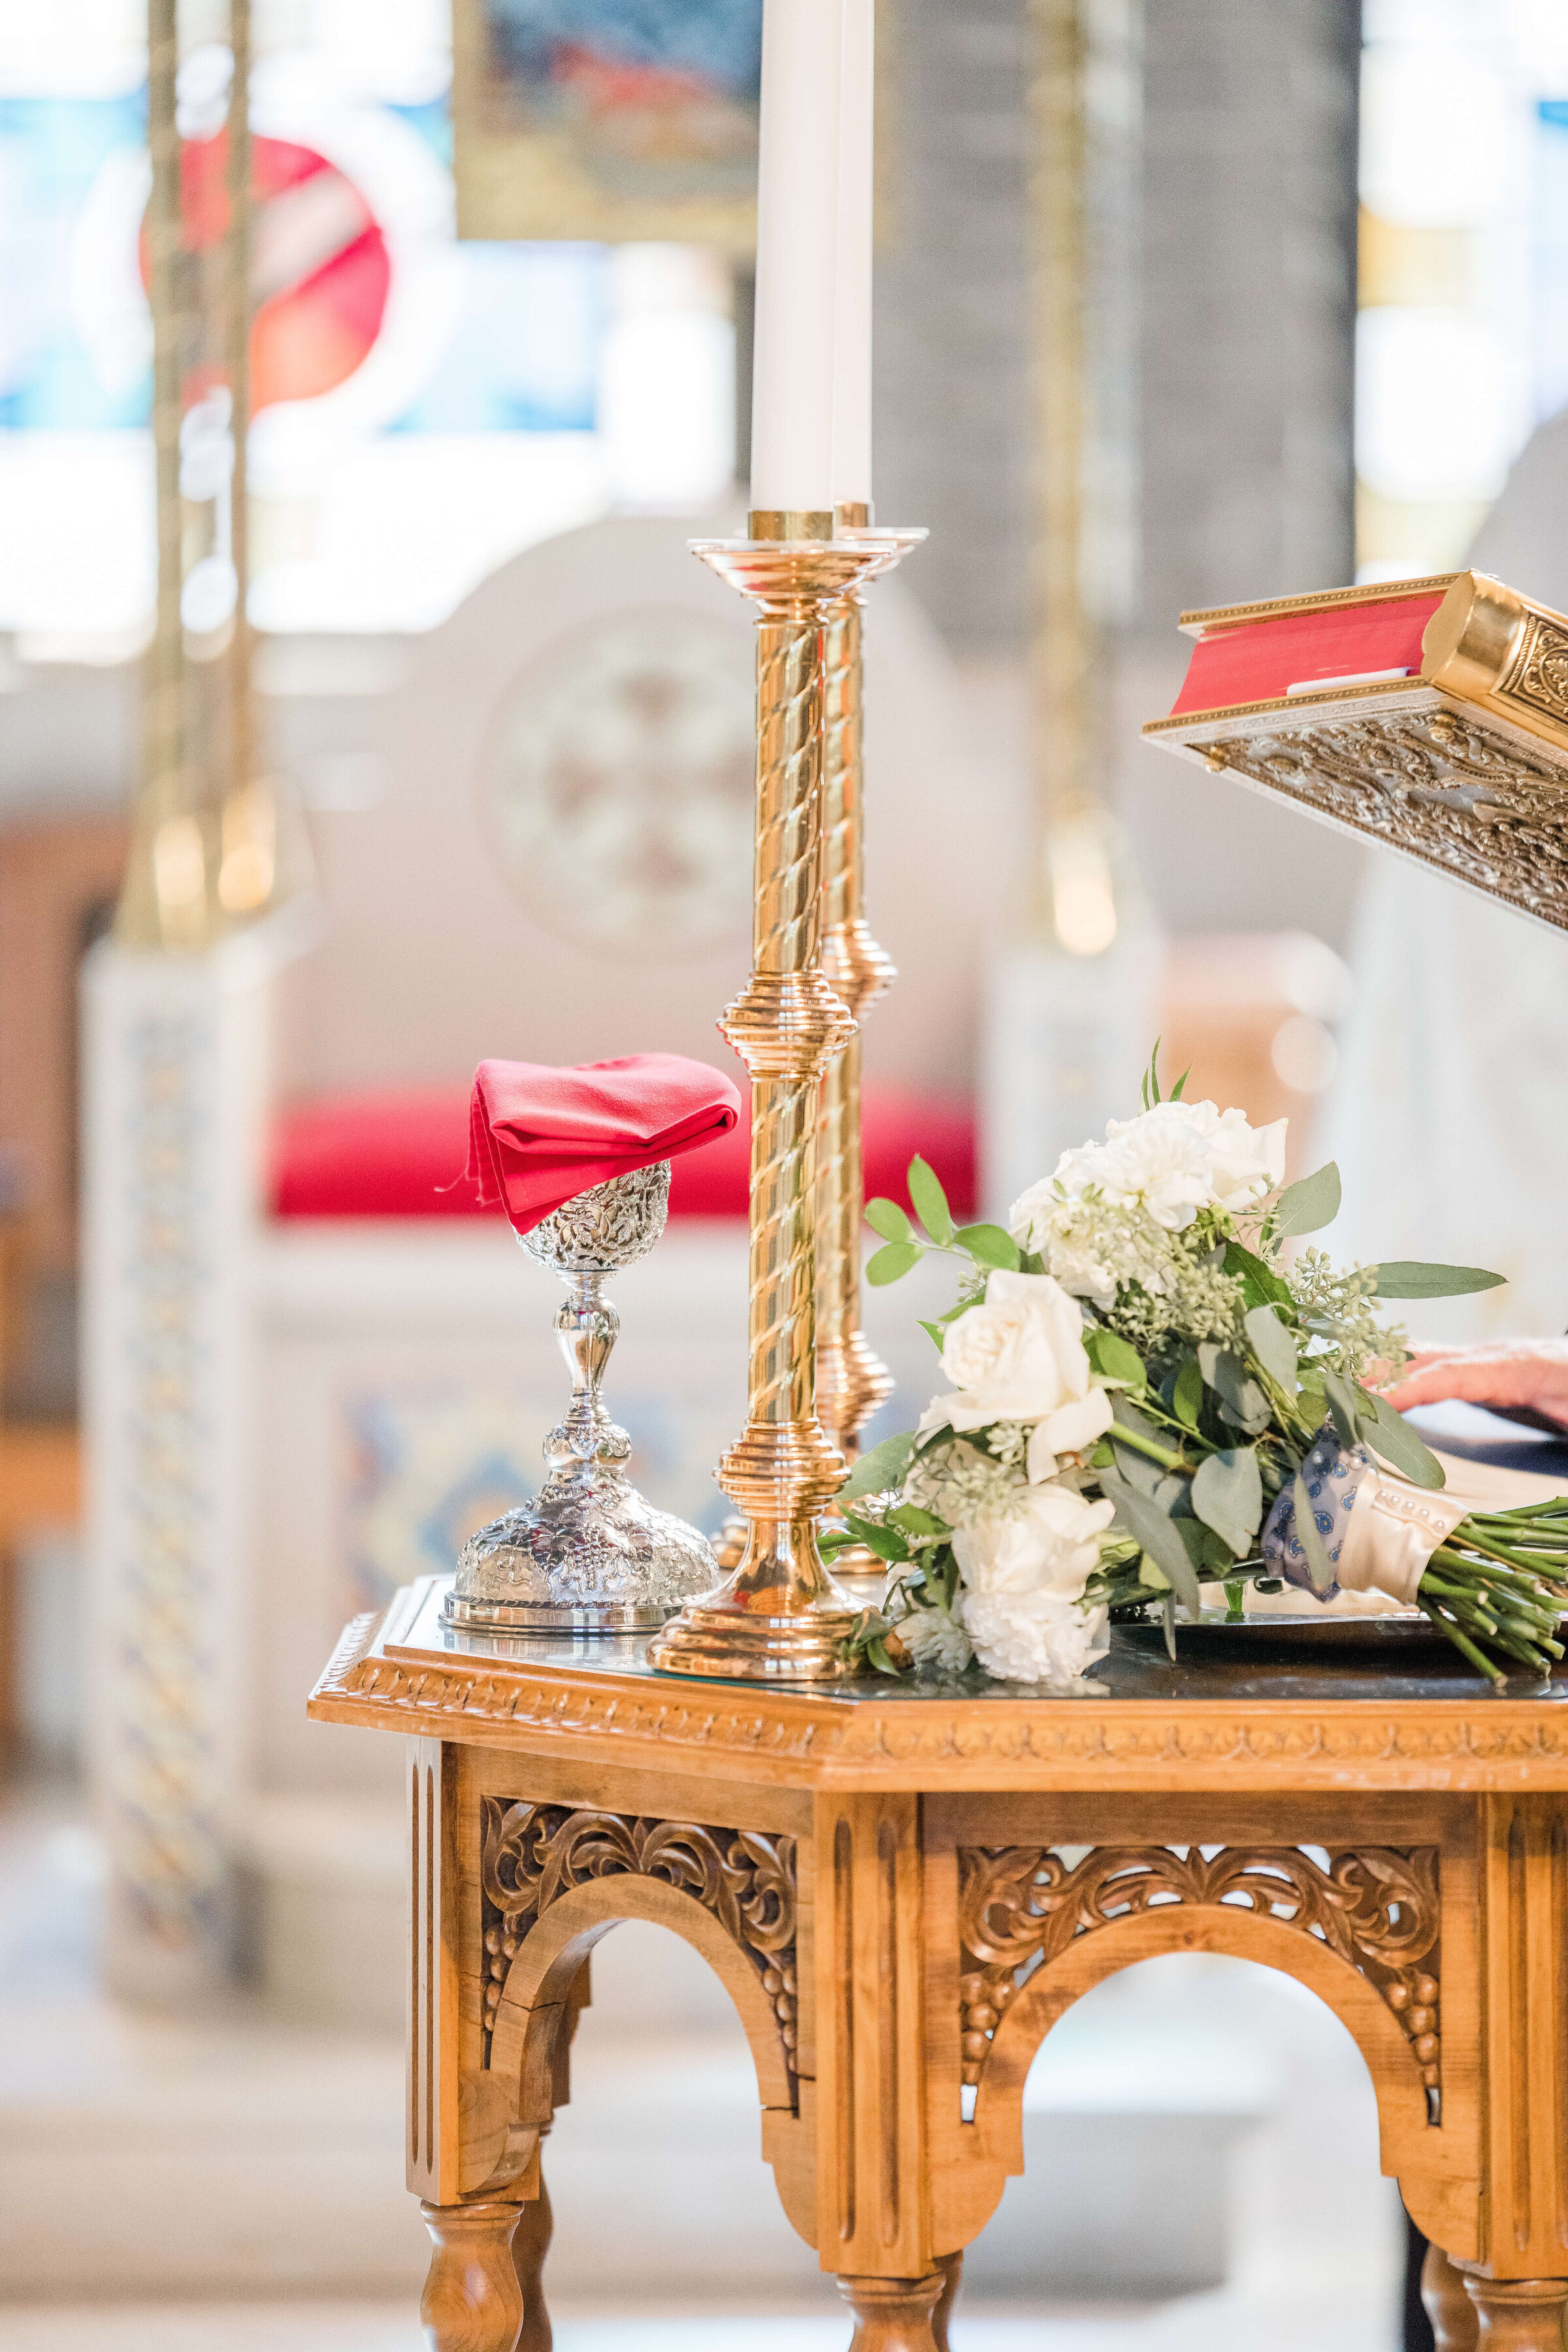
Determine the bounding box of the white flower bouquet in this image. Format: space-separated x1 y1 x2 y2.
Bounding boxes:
834 1055 1568 1688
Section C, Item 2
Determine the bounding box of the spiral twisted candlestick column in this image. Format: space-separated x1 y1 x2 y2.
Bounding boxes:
650 534 893 1684
815 524 925 1461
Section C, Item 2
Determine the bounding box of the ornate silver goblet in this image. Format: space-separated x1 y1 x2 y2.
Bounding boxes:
444 1159 720 1634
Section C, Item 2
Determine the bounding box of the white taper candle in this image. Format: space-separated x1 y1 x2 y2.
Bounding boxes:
831 0 874 511
750 0 848 518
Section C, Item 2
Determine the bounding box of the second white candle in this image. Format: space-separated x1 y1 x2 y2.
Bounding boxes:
750 0 849 521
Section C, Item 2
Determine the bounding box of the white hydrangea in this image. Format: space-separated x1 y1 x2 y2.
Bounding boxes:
1012 1098 1287 1245
958 1588 1111 1684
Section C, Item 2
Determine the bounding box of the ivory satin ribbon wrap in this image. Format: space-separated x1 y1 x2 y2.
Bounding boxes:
1261 1426 1472 1609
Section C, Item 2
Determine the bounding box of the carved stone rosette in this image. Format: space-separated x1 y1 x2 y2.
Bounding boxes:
480 1800 799 2078
956 1843 1442 2108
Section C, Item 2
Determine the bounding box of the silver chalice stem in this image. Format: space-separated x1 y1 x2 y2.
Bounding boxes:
444 1160 720 1635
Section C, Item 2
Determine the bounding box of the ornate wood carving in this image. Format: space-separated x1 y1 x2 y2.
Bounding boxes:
1207 708 1568 931
309 1609 1568 1789
956 1843 1441 2107
479 1800 798 2075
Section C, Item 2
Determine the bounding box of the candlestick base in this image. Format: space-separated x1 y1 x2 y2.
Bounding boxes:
646 1519 863 1682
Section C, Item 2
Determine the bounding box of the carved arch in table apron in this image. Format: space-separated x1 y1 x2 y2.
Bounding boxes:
476 1876 815 2243
941 1908 1479 2263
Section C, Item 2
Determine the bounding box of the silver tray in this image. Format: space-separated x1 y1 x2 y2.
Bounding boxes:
1120 1609 1447 1650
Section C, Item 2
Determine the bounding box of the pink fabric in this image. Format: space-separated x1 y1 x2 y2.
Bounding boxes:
465 1053 742 1235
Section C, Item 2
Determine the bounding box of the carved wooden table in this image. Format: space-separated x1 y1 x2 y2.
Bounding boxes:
310 1576 1568 2352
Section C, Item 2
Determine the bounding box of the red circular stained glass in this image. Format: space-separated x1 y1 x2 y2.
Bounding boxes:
141 128 391 410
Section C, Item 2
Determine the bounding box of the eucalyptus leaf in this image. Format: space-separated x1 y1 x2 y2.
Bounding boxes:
1098 1468 1203 1612
1292 1471 1337 1593
1271 1160 1342 1238
1354 1388 1447 1490
1243 1304 1299 1395
864 1197 913 1243
889 1503 947 1537
867 1240 923 1286
907 1155 956 1247
1111 1438 1164 1496
1322 1367 1360 1450
1222 1240 1294 1311
842 1512 909 1564
1202 1347 1271 1436
1191 1446 1264 1556
1172 1357 1205 1431
1085 1328 1148 1390
1370 1260 1507 1299
838 1429 917 1502
955 1222 1022 1272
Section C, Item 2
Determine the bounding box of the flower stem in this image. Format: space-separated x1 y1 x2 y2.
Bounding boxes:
1108 1421 1192 1474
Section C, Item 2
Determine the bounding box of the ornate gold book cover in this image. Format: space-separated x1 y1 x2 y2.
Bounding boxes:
1142 570 1568 932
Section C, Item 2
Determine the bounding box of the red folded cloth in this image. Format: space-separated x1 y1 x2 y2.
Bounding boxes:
466 1053 743 1235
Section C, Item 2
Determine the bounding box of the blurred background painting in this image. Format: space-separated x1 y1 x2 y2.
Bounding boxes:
3 0 1568 2346
452 0 762 244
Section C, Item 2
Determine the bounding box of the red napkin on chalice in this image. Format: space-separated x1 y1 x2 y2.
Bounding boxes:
466 1054 743 1237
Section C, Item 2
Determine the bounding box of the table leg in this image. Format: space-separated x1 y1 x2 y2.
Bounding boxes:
931 2251 963 2352
1423 2246 1480 2351
512 2170 553 2352
419 2199 525 2352
838 2272 945 2352
1462 2278 1568 2351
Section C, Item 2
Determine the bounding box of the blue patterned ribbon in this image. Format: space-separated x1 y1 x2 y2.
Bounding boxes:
1260 1422 1375 1600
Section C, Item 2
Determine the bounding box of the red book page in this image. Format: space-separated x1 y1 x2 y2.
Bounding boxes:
1169 592 1446 715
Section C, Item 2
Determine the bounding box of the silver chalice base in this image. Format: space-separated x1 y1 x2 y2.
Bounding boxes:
444 1159 720 1636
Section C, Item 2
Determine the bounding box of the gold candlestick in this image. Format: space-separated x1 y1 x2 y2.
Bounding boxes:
815 520 926 1470
649 528 890 1684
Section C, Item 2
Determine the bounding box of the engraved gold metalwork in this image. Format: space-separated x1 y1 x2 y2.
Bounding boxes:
956 1842 1441 2099
649 536 889 1683
1186 708 1568 933
478 1799 798 2072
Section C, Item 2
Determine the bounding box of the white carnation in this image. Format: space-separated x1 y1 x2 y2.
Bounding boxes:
892 1608 975 1674
958 1588 1111 1684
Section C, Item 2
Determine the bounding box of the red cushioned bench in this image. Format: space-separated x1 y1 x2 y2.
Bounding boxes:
269 1084 977 1225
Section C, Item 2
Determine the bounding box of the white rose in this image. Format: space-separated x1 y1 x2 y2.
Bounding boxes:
1026 1388 1114 1480
958 1588 1111 1684
926 1270 1102 1443
951 1478 1116 1599
892 1608 975 1674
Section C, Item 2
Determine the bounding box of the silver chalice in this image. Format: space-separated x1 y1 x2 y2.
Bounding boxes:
444 1159 720 1634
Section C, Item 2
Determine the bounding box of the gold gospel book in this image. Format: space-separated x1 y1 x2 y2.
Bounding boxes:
1142 570 1568 932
